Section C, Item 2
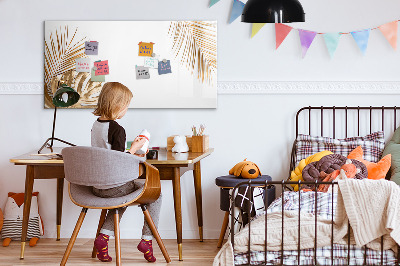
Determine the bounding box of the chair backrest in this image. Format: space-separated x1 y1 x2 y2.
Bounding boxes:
62 146 145 187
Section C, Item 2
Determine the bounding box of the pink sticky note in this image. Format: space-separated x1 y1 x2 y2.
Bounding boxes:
94 60 109 76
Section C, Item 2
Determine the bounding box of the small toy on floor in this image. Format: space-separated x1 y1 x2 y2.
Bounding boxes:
1 192 44 247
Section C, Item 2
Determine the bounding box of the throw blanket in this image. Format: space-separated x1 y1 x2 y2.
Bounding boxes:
214 179 400 266
335 178 399 251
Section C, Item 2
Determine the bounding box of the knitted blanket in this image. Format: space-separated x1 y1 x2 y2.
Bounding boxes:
335 178 399 251
214 179 400 266
213 211 342 266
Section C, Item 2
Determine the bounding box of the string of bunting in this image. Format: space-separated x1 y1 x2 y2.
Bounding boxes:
210 0 399 58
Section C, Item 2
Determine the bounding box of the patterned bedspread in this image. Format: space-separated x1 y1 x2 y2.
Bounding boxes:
234 191 397 265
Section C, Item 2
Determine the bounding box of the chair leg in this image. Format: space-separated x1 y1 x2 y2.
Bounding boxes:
114 209 121 266
60 208 88 266
141 205 171 263
91 209 108 258
217 211 230 248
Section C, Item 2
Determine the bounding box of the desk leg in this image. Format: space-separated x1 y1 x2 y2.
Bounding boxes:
56 178 64 241
20 165 34 259
172 167 183 261
193 161 203 242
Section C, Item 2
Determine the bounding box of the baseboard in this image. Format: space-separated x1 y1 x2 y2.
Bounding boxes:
2 81 400 95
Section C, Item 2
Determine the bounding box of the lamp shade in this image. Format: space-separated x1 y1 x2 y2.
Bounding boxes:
241 0 305 23
52 84 80 108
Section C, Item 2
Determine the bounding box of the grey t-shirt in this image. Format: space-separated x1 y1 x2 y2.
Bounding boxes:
91 118 126 152
91 118 134 189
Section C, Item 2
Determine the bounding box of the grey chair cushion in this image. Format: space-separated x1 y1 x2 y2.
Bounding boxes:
69 180 145 208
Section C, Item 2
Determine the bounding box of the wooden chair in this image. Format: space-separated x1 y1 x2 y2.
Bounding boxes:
60 146 171 265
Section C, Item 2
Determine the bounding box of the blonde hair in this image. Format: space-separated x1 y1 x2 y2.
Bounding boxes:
93 82 133 120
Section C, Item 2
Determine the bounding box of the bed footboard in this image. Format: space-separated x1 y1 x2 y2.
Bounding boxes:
230 180 400 266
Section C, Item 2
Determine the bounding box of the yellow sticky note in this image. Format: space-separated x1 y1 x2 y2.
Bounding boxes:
138 42 154 57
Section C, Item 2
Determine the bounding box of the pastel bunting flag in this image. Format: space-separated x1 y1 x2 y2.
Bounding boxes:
351 29 370 55
323 33 341 58
229 0 245 24
275 23 293 49
298 29 317 58
209 0 220 7
251 23 266 38
378 21 398 50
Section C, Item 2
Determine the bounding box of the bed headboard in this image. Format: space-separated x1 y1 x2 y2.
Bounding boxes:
290 106 400 179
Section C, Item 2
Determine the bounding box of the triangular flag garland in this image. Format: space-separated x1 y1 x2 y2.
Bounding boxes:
379 21 398 50
251 23 266 38
209 0 220 7
351 29 370 55
206 1 400 58
323 33 341 58
298 30 317 58
275 23 293 49
229 0 245 24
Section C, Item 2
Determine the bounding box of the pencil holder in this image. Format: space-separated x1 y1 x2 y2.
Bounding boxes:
191 135 209 153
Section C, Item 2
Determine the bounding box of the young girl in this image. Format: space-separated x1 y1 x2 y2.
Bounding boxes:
91 82 162 263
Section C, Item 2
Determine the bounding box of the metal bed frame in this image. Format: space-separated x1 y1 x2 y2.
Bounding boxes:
230 106 400 266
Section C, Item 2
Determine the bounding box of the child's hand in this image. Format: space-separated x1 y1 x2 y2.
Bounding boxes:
134 149 149 157
129 137 147 154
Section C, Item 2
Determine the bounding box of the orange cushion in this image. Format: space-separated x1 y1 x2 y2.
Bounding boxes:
348 146 391 180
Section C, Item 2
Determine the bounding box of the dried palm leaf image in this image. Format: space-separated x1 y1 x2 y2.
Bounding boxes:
44 26 102 108
168 21 217 84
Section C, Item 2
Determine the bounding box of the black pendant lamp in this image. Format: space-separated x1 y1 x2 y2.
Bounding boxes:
241 0 305 23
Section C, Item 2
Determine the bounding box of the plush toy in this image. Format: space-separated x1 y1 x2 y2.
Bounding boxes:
289 150 333 191
348 146 391 180
229 159 261 179
317 160 360 193
1 192 44 247
172 135 189 153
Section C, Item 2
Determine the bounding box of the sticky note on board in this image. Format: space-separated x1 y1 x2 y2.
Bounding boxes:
144 57 158 68
85 41 99 55
94 60 109 76
135 66 150 79
91 69 105 82
158 60 172 75
138 42 154 57
76 58 91 72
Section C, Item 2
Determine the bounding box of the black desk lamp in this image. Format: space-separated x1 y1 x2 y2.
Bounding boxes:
241 0 305 23
38 84 80 154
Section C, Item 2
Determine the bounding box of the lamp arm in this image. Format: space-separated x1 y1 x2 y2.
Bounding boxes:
37 106 76 154
50 106 57 148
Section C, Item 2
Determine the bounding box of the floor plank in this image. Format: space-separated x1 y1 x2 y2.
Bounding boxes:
0 239 221 265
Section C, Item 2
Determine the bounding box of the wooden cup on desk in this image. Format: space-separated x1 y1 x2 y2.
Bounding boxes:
191 135 209 153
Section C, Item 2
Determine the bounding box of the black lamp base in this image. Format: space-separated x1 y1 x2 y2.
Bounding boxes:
38 137 76 154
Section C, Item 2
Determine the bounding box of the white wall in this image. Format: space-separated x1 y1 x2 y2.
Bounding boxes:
1 0 400 240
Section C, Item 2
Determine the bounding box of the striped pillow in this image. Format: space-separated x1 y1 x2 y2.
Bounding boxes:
294 131 385 166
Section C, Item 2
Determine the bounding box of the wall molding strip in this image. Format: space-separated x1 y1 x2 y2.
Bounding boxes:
1 81 400 95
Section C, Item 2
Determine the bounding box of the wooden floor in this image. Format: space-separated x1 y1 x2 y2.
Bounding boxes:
0 239 221 265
